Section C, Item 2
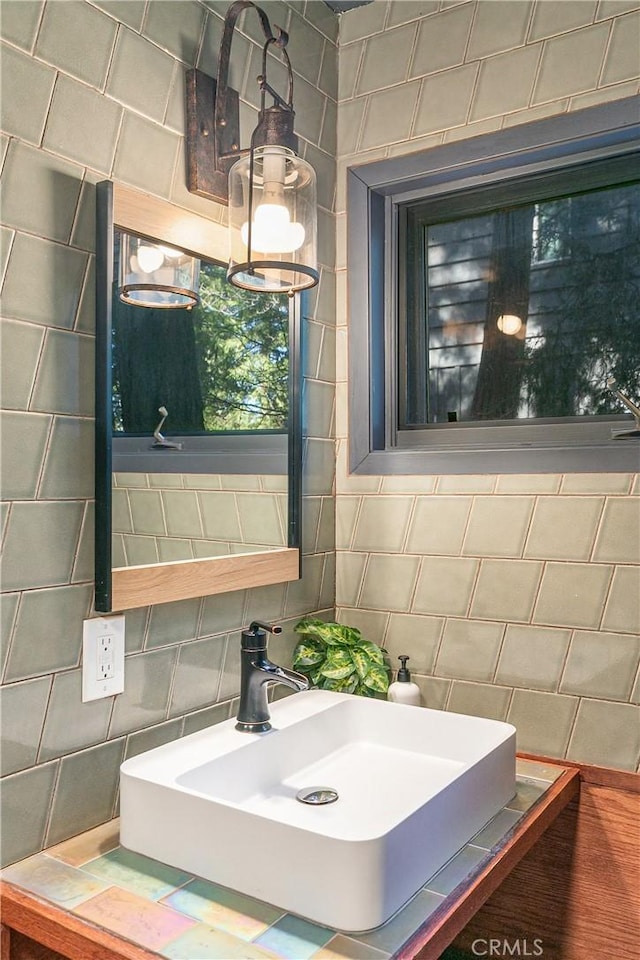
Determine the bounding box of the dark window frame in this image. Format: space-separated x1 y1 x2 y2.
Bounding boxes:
347 96 640 475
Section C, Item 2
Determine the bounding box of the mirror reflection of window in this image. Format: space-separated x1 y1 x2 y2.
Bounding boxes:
112 244 289 436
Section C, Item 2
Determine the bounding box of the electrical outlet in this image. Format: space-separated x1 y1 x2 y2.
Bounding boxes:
82 616 125 702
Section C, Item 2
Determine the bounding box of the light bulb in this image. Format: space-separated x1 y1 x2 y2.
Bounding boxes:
241 203 305 254
497 314 523 336
135 244 164 274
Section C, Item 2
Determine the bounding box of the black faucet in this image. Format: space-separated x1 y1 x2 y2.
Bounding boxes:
235 620 309 732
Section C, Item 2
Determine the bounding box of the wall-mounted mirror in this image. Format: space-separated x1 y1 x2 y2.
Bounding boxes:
95 181 301 612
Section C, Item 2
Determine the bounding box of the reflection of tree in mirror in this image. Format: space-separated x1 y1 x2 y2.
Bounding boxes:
194 262 288 431
112 260 288 433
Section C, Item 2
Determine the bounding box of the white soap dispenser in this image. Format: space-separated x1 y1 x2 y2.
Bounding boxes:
388 655 421 705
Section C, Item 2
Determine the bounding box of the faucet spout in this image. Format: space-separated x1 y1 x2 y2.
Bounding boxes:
235 622 309 733
270 663 308 693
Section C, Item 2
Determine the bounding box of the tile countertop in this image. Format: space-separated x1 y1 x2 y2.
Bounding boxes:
1 759 576 960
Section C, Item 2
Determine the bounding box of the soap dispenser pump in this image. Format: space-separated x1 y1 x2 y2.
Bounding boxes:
388 655 421 705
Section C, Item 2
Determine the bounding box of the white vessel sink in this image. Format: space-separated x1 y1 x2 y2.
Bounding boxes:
120 691 515 931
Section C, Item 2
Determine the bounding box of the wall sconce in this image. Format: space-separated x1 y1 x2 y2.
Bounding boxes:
119 234 200 308
185 0 318 295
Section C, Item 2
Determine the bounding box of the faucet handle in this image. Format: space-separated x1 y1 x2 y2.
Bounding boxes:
248 620 282 635
241 620 282 651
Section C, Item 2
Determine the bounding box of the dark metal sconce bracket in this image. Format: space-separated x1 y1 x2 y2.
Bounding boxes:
185 0 292 206
185 68 240 204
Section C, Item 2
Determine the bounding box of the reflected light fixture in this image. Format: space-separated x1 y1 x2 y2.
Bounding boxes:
185 0 318 295
119 234 200 309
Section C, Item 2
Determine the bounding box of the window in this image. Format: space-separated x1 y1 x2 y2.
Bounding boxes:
400 161 639 430
347 96 640 474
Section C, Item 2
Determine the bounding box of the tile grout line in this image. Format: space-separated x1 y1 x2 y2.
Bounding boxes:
628 654 640 705
406 553 424 617
30 0 48 57
561 694 583 763
525 33 547 110
0 586 21 685
162 643 181 724
429 615 448 681
463 551 483 621
523 0 537 46
194 595 206 646
595 17 616 89
596 561 617 634
32 673 55 767
107 90 128 181
503 683 516 724
587 495 608 564
489 621 509 686
461 0 478 65
0 221 16 287
463 59 482 128
193 0 208 74
556 628 576 697
352 551 370 609
32 412 56 501
36 63 60 152
527 556 547 627
457 494 475 558
347 495 364 552
69 499 90 586
519 492 539 561
399 495 417 554
41 756 64 850
72 251 94 334
403 21 420 89
24 322 49 414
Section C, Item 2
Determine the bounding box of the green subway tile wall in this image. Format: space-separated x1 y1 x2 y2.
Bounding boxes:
335 0 640 773
1 0 639 871
0 0 336 866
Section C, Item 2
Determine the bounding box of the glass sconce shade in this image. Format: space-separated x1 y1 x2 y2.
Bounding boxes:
119 234 200 308
227 146 318 293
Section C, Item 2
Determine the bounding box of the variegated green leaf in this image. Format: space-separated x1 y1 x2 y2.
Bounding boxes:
294 617 325 634
360 641 384 665
350 647 372 680
320 648 355 679
334 624 363 645
296 621 339 646
293 638 325 668
325 674 359 694
362 662 389 693
309 666 325 687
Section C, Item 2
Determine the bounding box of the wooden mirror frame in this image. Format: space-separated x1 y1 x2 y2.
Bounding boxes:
95 181 302 612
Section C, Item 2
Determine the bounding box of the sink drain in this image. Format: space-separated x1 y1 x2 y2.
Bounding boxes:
296 786 339 805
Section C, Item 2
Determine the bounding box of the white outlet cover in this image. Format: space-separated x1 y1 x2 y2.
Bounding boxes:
82 616 125 702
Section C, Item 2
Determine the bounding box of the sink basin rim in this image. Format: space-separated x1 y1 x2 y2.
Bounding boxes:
120 690 516 931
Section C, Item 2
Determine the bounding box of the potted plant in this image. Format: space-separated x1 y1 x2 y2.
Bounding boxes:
293 618 389 697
